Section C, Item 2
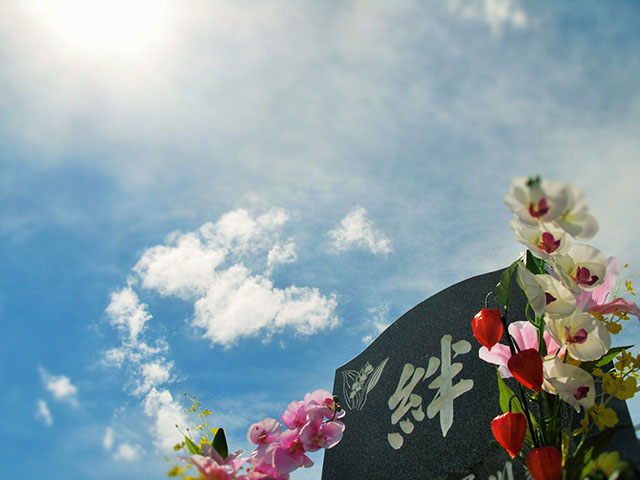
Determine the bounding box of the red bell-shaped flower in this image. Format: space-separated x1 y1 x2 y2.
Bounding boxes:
491 412 527 459
525 446 562 480
471 308 503 351
507 348 543 392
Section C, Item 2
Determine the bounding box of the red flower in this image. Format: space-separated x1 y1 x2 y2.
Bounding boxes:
471 309 503 351
491 412 527 458
507 348 543 391
526 446 562 480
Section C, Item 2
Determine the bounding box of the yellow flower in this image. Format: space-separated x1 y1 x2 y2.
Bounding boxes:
593 451 620 476
625 280 636 297
573 413 590 436
604 373 637 400
615 350 634 371
590 404 619 431
604 320 622 334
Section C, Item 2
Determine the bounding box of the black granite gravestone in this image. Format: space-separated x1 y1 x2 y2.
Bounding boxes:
322 269 639 480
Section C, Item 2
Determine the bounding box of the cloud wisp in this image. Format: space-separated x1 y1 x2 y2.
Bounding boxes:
35 398 53 426
38 366 79 408
328 206 392 256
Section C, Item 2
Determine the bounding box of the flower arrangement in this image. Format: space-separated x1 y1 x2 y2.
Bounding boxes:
472 176 640 480
168 391 345 480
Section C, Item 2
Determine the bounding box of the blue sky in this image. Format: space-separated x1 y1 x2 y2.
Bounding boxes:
1 1 640 478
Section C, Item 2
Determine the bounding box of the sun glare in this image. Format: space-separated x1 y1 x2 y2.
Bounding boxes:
23 0 175 58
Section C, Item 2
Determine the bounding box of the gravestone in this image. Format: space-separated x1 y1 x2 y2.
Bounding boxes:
322 269 639 480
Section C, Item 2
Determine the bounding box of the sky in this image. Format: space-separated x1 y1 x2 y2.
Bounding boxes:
1 1 640 478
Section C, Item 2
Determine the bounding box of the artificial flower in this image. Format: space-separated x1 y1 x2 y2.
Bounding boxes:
479 321 560 378
471 308 503 351
576 257 640 319
554 183 598 240
491 412 527 459
542 356 595 411
546 310 610 362
552 244 607 294
511 221 570 260
508 348 543 391
504 177 569 226
526 446 562 480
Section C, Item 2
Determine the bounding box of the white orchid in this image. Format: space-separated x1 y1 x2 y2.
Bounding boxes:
542 356 595 412
546 310 610 362
510 220 570 261
536 273 576 317
551 244 607 294
516 263 547 317
515 264 577 318
504 177 569 226
554 184 599 241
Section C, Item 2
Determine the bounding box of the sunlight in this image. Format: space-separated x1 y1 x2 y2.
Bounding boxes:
23 0 175 58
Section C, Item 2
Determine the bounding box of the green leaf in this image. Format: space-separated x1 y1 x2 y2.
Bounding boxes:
496 370 536 446
525 250 545 275
495 262 519 311
184 435 201 455
581 346 633 373
565 425 627 480
212 428 228 459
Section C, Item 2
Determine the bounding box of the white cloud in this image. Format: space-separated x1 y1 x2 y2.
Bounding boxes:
133 232 224 300
454 0 528 37
113 442 142 462
266 240 297 274
134 360 174 397
143 388 189 452
328 206 392 256
35 398 53 426
133 208 338 346
38 367 79 407
103 427 114 451
106 287 152 343
193 266 338 345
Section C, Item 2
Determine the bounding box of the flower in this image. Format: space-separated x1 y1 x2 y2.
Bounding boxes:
280 401 308 430
507 348 543 391
504 177 568 226
576 257 640 319
536 273 577 317
552 244 607 294
490 412 527 459
516 264 547 317
271 429 314 475
184 448 246 480
526 446 563 480
542 356 595 411
303 389 345 420
479 321 560 378
247 418 282 457
511 221 570 260
554 184 598 241
471 308 503 351
546 310 610 362
299 417 345 452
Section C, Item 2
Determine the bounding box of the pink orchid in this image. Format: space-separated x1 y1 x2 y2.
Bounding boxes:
479 321 561 378
575 257 640 319
271 429 314 475
243 454 290 480
303 389 345 420
247 418 282 458
298 417 345 452
280 401 308 430
184 448 246 480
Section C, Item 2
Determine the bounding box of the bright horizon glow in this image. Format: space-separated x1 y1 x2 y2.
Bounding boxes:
22 0 175 59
